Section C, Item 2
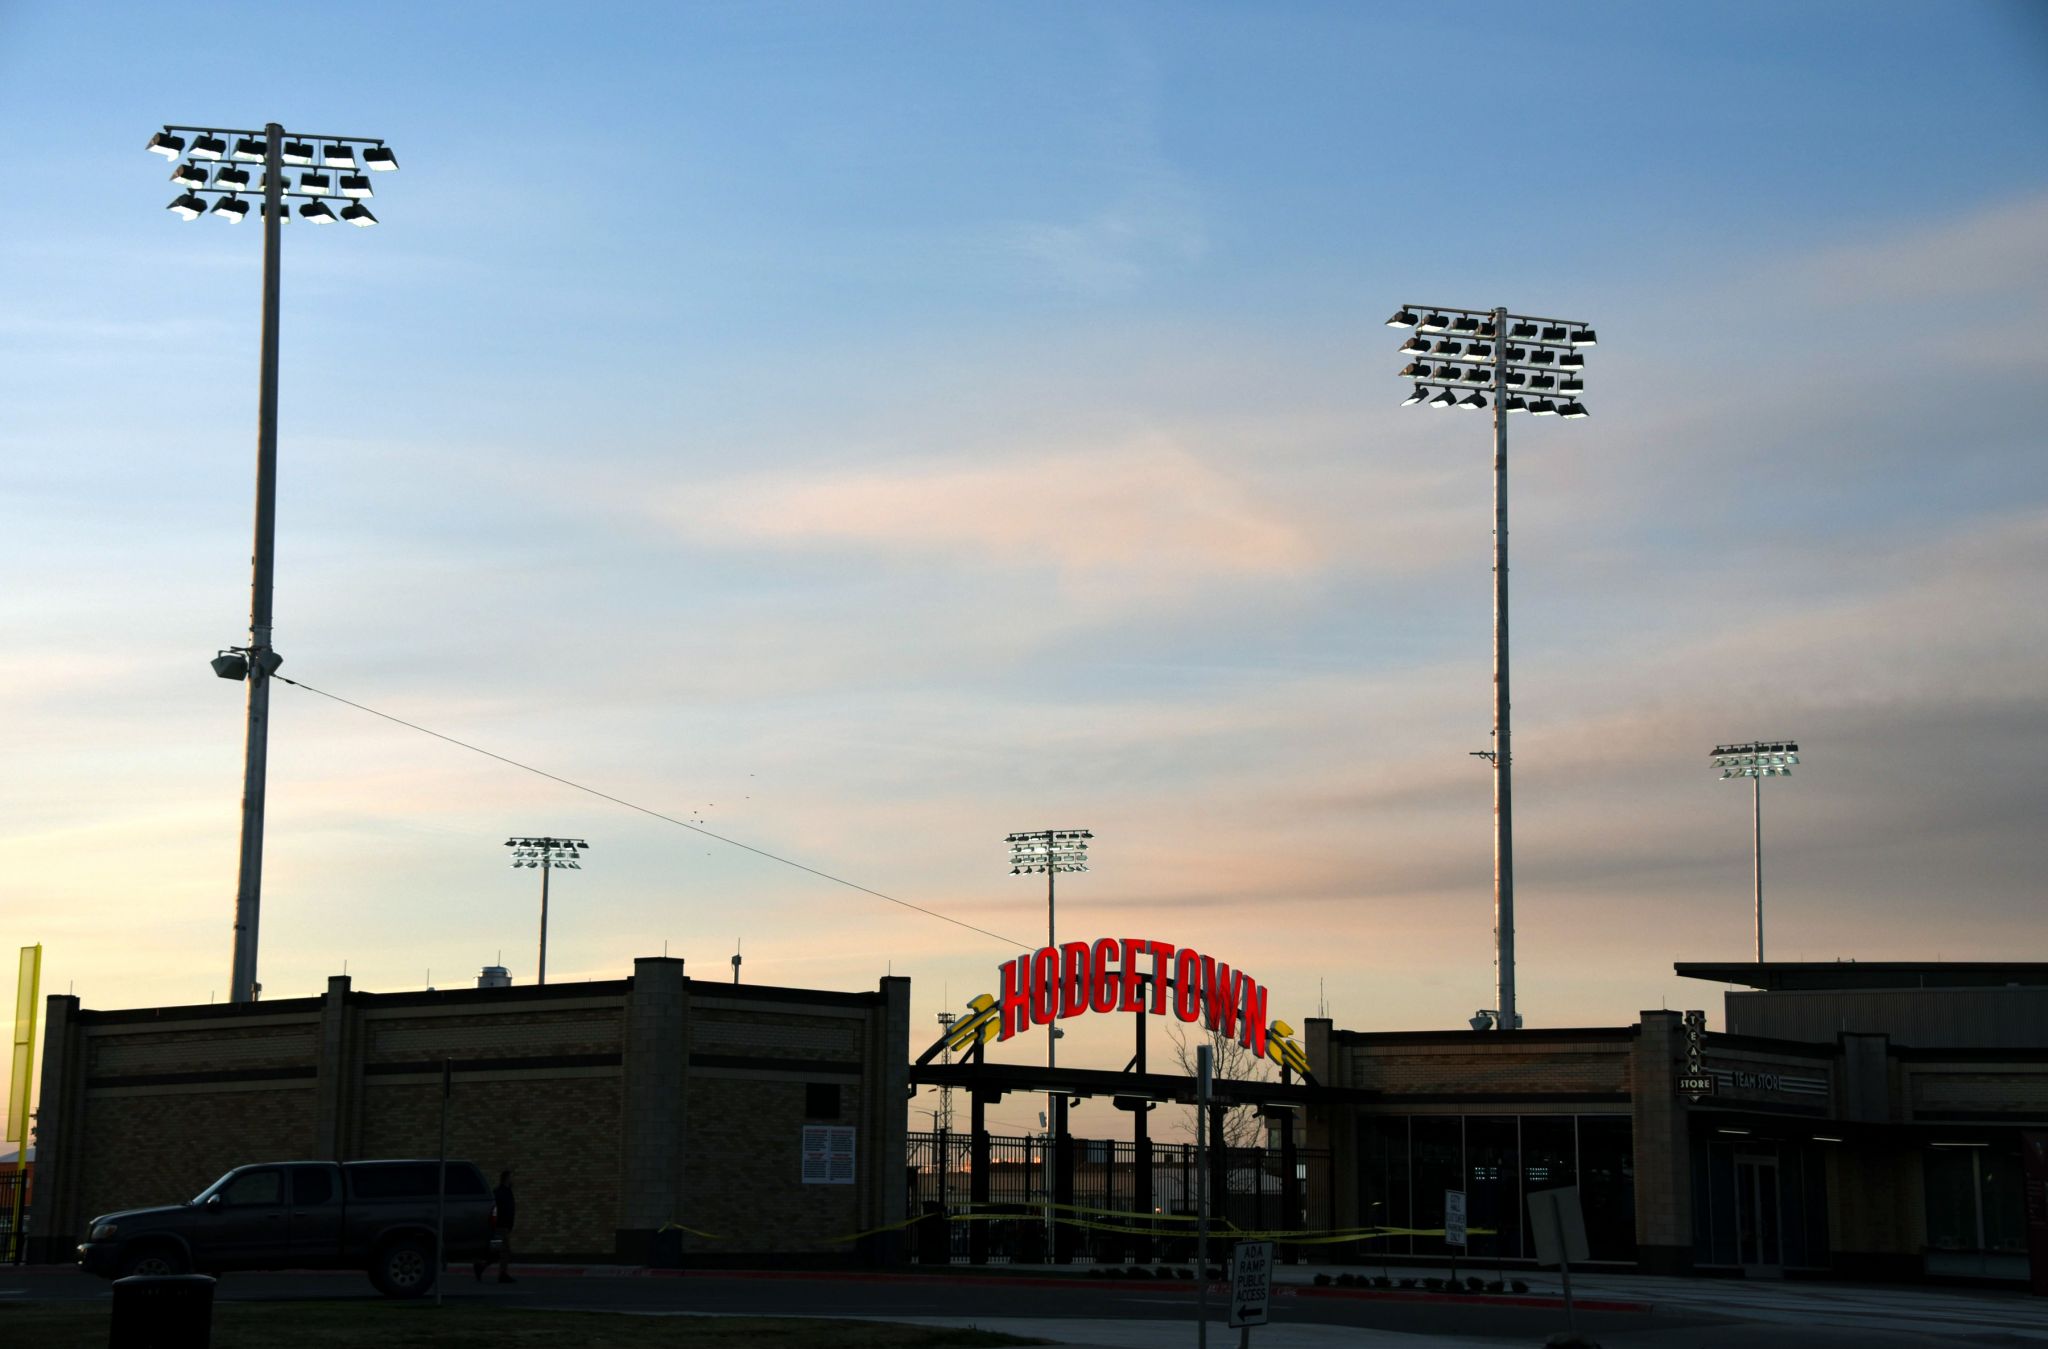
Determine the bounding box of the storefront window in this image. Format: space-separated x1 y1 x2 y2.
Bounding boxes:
1577 1115 1637 1262
1359 1116 1412 1255
1409 1116 1462 1257
1466 1115 1521 1259
1927 1143 2026 1254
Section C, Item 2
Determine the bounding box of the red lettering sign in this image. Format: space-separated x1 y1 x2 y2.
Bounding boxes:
992 937 1279 1061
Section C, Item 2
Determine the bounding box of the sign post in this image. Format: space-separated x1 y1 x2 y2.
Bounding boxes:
435 1057 450 1307
1228 1239 1272 1343
1527 1186 1590 1337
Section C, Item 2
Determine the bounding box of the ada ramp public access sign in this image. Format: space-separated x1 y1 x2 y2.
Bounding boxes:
1229 1240 1273 1328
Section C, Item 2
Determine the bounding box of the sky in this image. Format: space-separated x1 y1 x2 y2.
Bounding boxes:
3 1 2046 1142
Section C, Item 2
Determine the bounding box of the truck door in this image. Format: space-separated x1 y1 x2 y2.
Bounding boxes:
191 1166 287 1268
288 1164 345 1261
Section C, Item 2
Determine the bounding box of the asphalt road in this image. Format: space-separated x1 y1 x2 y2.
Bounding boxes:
5 1267 2033 1346
5 1266 1679 1338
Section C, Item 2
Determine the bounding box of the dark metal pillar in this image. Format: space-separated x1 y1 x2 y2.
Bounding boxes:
1053 1096 1075 1263
969 1090 991 1265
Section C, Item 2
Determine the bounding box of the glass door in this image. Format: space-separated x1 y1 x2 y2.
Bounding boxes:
1735 1154 1782 1277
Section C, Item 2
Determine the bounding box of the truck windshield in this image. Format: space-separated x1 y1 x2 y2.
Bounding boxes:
190 1170 240 1204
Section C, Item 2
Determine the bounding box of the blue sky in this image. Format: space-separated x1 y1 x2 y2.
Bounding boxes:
4 2 2047 1138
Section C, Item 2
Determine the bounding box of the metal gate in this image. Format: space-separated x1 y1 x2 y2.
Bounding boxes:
0 1169 28 1264
907 1130 1332 1265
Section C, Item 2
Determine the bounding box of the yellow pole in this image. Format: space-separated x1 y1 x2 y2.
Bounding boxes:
7 945 42 1260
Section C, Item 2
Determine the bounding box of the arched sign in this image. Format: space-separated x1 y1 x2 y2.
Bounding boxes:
920 937 1312 1077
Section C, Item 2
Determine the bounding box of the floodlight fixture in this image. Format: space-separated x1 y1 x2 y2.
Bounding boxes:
1430 389 1458 408
1400 336 1429 354
1460 391 1487 409
1385 307 1419 328
1711 740 1801 961
1559 401 1588 419
504 835 591 983
1569 327 1597 346
1403 385 1429 407
338 173 372 198
1530 399 1559 416
146 120 398 1006
1419 311 1450 331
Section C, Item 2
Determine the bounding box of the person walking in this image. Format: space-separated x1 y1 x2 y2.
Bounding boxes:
474 1169 517 1283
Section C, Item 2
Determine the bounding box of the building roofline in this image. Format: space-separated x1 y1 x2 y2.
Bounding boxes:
1676 961 2048 991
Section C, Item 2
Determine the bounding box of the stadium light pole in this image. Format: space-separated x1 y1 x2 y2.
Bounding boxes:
151 121 398 1004
507 837 589 985
1386 303 1597 1031
1007 828 1090 1251
1710 742 1799 962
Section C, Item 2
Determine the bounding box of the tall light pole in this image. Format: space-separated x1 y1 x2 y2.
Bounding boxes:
507 837 589 984
1710 741 1799 962
1007 827 1089 1254
151 122 398 1005
1386 303 1597 1032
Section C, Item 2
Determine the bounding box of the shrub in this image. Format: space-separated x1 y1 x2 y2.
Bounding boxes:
1313 1273 1331 1287
1511 1279 1529 1293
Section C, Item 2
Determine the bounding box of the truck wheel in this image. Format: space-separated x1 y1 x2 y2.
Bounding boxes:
369 1235 435 1298
118 1243 190 1277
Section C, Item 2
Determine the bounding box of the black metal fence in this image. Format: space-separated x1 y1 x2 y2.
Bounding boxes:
905 1131 1332 1265
0 1170 28 1264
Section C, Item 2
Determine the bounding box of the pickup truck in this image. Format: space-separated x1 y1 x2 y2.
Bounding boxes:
77 1158 498 1297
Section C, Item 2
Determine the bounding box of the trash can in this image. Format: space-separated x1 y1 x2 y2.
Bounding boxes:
110 1273 215 1349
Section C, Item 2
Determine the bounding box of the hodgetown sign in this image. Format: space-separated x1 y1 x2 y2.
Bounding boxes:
918 937 1314 1079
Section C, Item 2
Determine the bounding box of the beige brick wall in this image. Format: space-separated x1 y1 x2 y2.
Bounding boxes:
681 1074 864 1255
355 1075 623 1255
75 1087 316 1225
1343 1041 1630 1097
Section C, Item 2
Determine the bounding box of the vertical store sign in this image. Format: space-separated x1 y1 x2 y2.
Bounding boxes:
801 1125 857 1185
1678 1009 1714 1099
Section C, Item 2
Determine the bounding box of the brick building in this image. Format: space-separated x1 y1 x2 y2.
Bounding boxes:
1304 961 2048 1286
28 957 909 1263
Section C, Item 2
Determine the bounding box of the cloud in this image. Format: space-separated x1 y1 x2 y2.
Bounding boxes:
670 435 1319 589
1004 190 1209 295
1799 191 2048 305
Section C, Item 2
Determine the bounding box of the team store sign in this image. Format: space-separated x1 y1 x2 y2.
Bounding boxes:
934 938 1312 1076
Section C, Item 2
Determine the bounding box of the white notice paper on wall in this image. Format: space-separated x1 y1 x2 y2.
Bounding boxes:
802 1125 857 1185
